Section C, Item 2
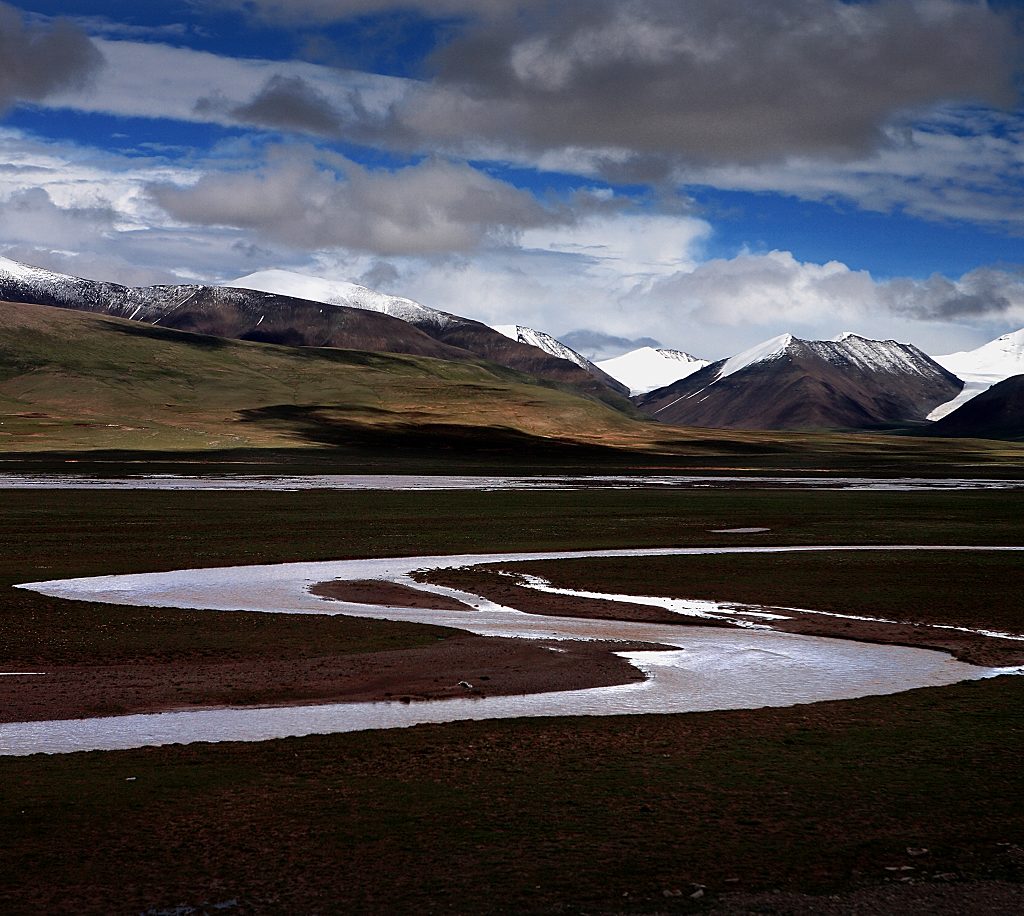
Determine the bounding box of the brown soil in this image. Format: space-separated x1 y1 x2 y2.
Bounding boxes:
415 567 734 626
0 634 655 724
766 613 1024 668
419 566 1024 667
308 578 474 610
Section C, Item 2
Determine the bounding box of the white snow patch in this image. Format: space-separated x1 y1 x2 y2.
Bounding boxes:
597 346 710 395
229 268 457 328
930 328 1024 419
716 333 794 381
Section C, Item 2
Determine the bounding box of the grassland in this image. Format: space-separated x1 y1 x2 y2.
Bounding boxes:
2 486 1023 913
3 299 1024 477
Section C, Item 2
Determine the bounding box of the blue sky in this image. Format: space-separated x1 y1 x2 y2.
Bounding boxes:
1 0 1024 357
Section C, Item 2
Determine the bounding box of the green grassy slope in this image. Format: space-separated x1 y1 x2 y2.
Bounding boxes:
0 301 654 453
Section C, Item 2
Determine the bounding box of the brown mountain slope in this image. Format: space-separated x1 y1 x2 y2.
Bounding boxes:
0 257 629 405
929 375 1024 440
638 334 962 430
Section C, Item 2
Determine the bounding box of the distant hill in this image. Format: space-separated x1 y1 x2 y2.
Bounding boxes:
637 332 962 430
0 300 650 455
929 374 1024 440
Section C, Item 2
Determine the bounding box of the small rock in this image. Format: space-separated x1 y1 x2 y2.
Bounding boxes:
458 680 473 689
662 888 683 898
690 888 705 900
906 847 929 857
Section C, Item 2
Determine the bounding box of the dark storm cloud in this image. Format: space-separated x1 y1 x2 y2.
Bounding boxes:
407 0 1022 168
197 3 1023 174
884 268 1019 320
0 2 104 112
231 74 345 135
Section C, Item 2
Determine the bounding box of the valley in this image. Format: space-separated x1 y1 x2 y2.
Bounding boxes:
2 484 1023 912
2 257 1024 913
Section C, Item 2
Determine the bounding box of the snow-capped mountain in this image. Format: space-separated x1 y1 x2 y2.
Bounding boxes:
492 324 630 395
928 329 1024 420
492 325 597 371
637 332 963 431
231 269 458 330
930 373 1024 440
227 270 627 396
597 346 710 395
0 256 629 401
0 255 463 360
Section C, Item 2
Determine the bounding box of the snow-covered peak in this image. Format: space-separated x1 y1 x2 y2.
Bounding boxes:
821 333 934 376
716 333 794 381
597 346 710 395
936 328 1024 381
229 269 456 328
0 255 78 286
493 324 601 373
929 328 1024 420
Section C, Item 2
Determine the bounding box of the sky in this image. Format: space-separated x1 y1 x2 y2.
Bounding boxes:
1 1 1024 359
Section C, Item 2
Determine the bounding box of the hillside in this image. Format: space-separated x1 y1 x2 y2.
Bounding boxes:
3 301 1024 474
0 301 651 454
0 258 629 405
230 269 629 398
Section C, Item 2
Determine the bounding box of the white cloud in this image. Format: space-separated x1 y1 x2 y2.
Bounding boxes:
1 126 1021 358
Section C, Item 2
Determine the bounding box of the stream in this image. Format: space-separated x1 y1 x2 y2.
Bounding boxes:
3 545 1021 756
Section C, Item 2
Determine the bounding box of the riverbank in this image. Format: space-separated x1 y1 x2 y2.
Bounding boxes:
0 632 651 724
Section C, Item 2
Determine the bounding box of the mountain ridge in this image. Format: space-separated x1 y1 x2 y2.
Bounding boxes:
229 268 629 397
0 257 629 404
637 332 963 430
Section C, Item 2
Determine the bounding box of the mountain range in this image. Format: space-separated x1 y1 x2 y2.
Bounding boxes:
2 255 1023 439
636 332 963 430
0 258 628 405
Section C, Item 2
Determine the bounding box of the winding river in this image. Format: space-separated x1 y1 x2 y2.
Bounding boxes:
3 545 1021 757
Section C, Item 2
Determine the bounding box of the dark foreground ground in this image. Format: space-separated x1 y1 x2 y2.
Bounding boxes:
2 483 1023 913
